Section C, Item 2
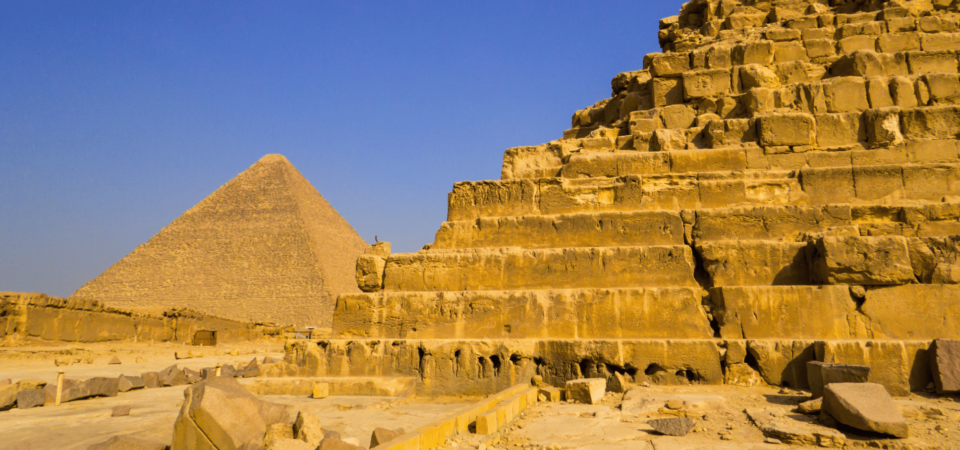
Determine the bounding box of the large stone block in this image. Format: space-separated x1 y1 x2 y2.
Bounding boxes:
713 286 858 340
565 378 606 404
815 340 931 396
356 255 386 292
682 69 732 99
861 285 960 340
822 383 909 438
808 361 870 398
907 50 959 74
930 339 960 394
501 145 562 179
821 77 870 112
815 112 865 147
811 236 914 285
758 113 816 146
171 377 288 450
799 167 854 204
650 53 690 77
692 205 851 242
697 240 810 287
901 106 960 140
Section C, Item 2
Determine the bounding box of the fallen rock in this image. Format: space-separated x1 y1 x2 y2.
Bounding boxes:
930 339 960 394
62 377 120 403
807 361 870 398
108 356 122 365
294 411 325 447
160 365 187 387
746 407 845 447
369 427 404 448
264 423 294 447
822 383 908 438
141 372 159 389
16 389 44 409
798 397 822 414
118 375 145 393
565 378 606 405
112 405 131 417
86 435 167 450
184 368 202 384
647 417 695 436
171 376 289 450
0 384 19 411
313 382 330 399
221 364 237 378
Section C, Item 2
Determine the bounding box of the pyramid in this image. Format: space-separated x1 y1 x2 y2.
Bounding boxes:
281 0 960 398
71 154 368 327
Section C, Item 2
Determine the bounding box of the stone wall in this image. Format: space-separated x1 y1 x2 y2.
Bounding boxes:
0 292 276 344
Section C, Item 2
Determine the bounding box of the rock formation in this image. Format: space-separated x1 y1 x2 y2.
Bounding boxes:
71 155 368 327
284 0 960 397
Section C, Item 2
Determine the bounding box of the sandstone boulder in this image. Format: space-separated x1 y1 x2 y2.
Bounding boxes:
647 417 696 436
822 383 908 438
294 410 325 447
62 377 120 403
16 389 44 409
86 435 167 450
171 376 289 450
565 378 606 404
369 427 404 448
930 339 960 394
118 375 145 393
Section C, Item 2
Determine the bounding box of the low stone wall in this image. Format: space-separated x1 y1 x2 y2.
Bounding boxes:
0 292 278 344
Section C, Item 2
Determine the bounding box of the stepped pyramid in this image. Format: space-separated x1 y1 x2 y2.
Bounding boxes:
283 0 960 397
72 154 368 327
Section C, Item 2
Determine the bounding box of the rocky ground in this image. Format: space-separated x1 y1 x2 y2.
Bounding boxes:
3 342 960 449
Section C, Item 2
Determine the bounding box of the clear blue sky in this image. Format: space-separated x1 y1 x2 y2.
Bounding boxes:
1 1 678 297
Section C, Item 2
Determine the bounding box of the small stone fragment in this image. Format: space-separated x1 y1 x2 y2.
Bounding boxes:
565 378 606 405
665 399 685 410
648 418 696 436
108 356 122 365
798 397 822 414
294 410 325 447
111 405 131 417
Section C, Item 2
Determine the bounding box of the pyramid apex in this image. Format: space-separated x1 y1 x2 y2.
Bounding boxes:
257 154 289 164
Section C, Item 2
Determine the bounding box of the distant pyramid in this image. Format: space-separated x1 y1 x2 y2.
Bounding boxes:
71 154 368 327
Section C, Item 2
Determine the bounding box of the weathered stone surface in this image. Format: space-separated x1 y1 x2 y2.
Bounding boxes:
758 114 816 146
16 389 44 409
86 435 167 450
172 376 289 450
697 240 810 287
808 361 870 398
160 365 187 387
141 372 159 388
930 339 960 394
713 286 856 340
822 383 909 438
565 378 606 404
647 418 695 436
294 410 324 447
356 255 386 293
62 377 120 403
811 236 915 285
118 375 145 393
369 427 404 448
111 405 131 417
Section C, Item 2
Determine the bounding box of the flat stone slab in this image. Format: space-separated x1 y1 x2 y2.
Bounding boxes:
647 418 696 436
822 383 909 438
745 407 846 447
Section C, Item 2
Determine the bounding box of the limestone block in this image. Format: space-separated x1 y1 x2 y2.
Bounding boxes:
860 285 960 340
930 339 960 394
887 17 917 33
774 40 809 63
171 377 288 450
713 286 858 340
863 107 903 149
356 255 386 292
866 78 894 108
734 41 774 65
808 362 871 398
682 69 732 99
907 50 959 74
475 412 498 434
650 53 690 78
697 241 811 287
767 28 801 41
921 32 960 51
822 383 908 438
746 340 816 388
447 179 537 221
821 77 870 112
758 113 816 146
815 112 865 147
652 77 683 107
832 51 908 77
706 44 733 69
501 145 562 179
805 39 836 59
853 164 904 200
740 65 780 89
743 88 776 115
799 167 854 204
312 382 329 399
774 61 809 85
651 129 688 151
725 13 766 30
628 109 662 134
565 378 606 404
901 106 960 140
924 73 960 104
903 164 960 199
660 104 697 129
812 236 914 285
878 32 921 53
838 35 877 54
837 21 882 38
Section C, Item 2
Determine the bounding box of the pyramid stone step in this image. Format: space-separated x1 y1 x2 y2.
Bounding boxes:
697 240 812 287
711 284 960 341
561 148 746 178
382 246 698 292
283 337 933 397
333 287 712 340
433 211 685 250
